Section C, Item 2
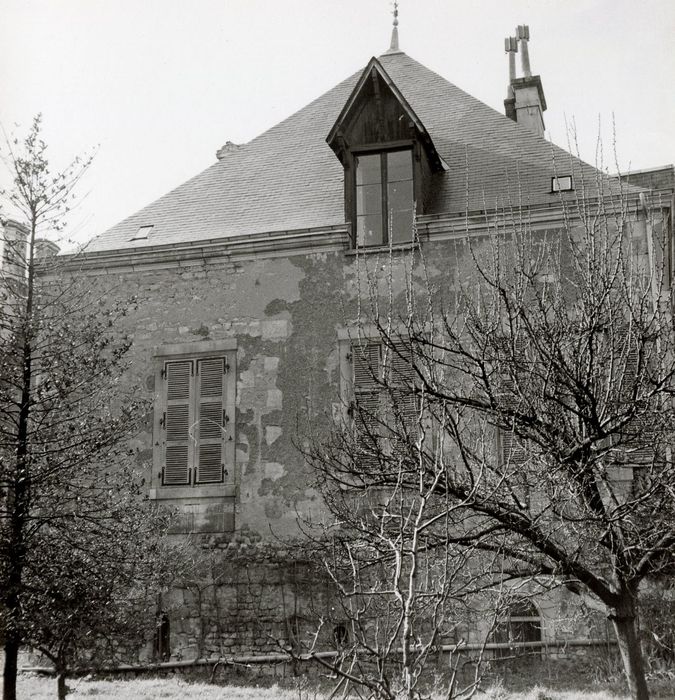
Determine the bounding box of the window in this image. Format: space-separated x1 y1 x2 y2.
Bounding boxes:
153 613 171 661
492 598 542 657
355 149 414 247
153 341 236 492
551 175 573 192
333 623 349 648
131 224 154 241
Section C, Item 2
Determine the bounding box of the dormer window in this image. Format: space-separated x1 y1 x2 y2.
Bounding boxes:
356 148 413 247
326 58 447 251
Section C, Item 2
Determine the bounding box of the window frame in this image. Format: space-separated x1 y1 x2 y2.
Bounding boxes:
492 598 542 658
150 339 236 501
351 144 415 249
550 175 573 193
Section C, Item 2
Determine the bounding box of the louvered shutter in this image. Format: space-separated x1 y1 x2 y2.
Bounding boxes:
163 360 193 486
353 343 382 434
387 344 417 438
195 358 226 484
499 427 527 466
352 343 383 469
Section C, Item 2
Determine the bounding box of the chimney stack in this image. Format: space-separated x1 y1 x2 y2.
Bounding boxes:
35 238 60 258
504 36 518 121
516 25 532 77
1 220 28 281
504 24 547 137
0 219 29 302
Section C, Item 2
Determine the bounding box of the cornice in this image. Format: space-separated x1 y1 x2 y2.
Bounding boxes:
52 225 350 274
418 193 653 240
46 192 661 276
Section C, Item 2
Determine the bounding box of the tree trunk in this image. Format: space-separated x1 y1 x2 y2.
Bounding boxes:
611 595 650 700
2 630 20 700
2 527 25 700
56 670 69 700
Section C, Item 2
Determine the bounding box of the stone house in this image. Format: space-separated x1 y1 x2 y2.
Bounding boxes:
45 26 674 662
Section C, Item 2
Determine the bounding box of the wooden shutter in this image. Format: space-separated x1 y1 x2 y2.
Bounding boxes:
499 427 527 466
352 343 383 469
353 343 382 434
195 358 226 484
163 360 193 486
387 343 417 438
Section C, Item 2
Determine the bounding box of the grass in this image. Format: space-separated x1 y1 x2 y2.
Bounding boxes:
7 674 637 700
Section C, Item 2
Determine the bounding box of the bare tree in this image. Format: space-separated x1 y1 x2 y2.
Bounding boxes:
302 339 509 700
0 116 172 700
308 176 673 700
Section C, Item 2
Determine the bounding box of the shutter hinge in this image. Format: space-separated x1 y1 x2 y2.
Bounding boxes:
224 361 230 374
161 368 166 380
160 412 166 428
223 411 229 424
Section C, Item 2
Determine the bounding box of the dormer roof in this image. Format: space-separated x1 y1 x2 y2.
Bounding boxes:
326 57 447 172
86 51 643 254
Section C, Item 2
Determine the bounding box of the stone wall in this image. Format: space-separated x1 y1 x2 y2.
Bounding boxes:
64 206 656 660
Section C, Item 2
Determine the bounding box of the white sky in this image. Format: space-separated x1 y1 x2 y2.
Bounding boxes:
1 0 674 248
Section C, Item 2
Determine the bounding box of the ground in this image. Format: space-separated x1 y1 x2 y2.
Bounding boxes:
0 675 644 700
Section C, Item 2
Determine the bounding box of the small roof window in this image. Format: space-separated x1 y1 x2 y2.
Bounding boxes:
130 224 154 241
551 175 573 193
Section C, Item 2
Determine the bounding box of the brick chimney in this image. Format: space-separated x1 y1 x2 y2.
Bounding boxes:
504 25 547 137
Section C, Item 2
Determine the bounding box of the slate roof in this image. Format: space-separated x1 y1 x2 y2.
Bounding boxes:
86 51 639 253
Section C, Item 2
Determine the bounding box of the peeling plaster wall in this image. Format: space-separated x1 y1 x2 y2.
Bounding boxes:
94 249 362 542
82 227 587 540
75 212 652 660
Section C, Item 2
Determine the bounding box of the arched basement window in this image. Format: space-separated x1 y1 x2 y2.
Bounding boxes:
493 598 541 657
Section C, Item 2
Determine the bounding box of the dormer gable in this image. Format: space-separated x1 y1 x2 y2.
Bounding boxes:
327 57 446 171
326 57 447 248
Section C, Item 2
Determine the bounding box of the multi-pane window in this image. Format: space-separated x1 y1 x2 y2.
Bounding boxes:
355 149 414 247
160 355 234 487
